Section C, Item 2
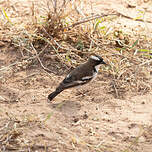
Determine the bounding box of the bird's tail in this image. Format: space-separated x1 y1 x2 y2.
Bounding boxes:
48 89 63 101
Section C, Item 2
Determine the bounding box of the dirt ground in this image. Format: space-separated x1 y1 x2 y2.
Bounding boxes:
0 0 152 152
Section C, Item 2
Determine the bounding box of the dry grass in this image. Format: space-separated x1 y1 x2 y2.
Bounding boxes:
0 0 152 151
0 113 43 151
1 0 151 98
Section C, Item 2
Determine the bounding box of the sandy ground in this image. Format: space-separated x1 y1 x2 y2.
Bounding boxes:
0 0 152 152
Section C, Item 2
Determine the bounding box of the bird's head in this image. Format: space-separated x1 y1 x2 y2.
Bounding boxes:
89 55 107 65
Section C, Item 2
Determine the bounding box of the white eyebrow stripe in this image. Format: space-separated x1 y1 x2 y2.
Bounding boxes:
90 55 100 61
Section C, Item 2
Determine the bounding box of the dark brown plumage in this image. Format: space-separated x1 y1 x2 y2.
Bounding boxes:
48 55 106 101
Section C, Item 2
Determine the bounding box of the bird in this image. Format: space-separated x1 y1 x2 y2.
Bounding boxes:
48 54 107 101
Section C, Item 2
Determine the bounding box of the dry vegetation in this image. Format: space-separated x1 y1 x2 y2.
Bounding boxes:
0 0 152 152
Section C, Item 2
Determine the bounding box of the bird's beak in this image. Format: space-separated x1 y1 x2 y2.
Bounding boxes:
102 60 107 65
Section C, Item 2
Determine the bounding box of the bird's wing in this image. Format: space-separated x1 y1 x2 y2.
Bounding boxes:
58 73 93 90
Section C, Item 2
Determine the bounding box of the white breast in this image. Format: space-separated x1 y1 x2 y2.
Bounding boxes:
92 65 100 81
95 65 100 72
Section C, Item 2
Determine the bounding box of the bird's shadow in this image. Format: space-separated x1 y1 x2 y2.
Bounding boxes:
48 100 81 116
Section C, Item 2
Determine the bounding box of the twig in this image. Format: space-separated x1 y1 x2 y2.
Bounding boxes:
12 42 34 55
0 44 48 72
66 12 152 29
41 26 88 61
30 43 53 73
66 13 117 28
41 27 82 65
42 27 65 50
139 59 152 66
88 35 101 47
0 55 37 72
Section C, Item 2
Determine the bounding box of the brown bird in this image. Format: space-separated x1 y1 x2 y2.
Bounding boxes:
48 55 107 101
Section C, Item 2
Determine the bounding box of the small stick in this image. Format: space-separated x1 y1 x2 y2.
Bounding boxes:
66 12 152 29
30 43 53 72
